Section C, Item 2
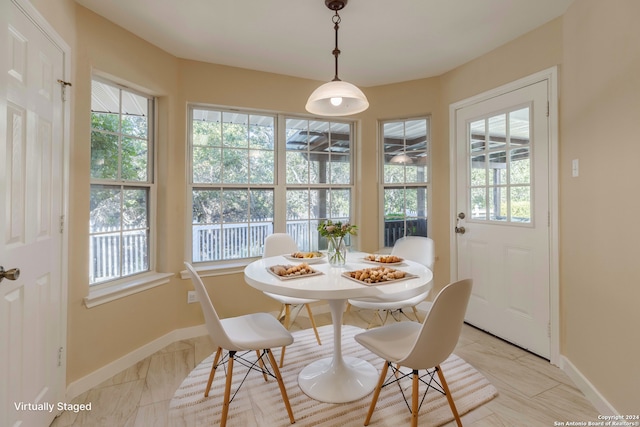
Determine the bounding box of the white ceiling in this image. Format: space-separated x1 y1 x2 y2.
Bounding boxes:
74 0 572 87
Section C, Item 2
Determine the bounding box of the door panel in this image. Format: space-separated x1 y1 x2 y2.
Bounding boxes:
455 81 550 358
1 1 65 426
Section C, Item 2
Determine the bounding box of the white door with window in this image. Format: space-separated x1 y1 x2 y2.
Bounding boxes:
1 1 67 425
453 79 552 358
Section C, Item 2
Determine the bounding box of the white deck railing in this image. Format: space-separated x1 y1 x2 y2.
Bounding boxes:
92 219 412 282
90 229 148 283
192 221 314 262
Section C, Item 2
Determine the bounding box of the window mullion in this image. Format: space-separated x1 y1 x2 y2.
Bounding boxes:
274 114 287 232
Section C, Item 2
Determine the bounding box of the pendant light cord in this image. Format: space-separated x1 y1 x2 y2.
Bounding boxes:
332 11 342 82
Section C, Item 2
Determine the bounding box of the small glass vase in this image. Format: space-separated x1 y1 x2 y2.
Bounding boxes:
328 237 347 266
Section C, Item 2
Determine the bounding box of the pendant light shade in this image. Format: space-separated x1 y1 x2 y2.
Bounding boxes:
305 80 369 116
389 153 413 164
306 0 369 116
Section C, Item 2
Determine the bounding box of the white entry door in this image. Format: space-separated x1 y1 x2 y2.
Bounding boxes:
1 1 66 426
454 80 551 358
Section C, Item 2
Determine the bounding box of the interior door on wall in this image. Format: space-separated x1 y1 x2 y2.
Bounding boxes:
1 1 65 426
454 80 551 358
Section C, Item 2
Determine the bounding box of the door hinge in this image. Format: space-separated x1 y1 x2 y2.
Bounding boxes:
57 79 72 102
59 215 65 234
547 322 551 338
546 101 549 117
57 346 64 367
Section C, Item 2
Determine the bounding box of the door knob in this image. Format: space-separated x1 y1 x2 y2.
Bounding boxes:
455 212 466 234
0 266 20 282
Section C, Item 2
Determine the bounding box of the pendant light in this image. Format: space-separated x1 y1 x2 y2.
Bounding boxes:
389 152 414 164
305 0 369 116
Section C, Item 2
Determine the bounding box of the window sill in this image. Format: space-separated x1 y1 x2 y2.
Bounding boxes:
179 260 253 280
84 272 174 308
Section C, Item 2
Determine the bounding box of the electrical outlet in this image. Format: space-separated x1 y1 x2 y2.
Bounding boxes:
187 290 197 304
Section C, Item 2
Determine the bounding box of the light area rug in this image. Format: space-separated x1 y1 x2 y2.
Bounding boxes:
169 325 497 426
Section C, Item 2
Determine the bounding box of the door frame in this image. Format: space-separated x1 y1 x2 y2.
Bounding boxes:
448 67 559 365
9 0 72 399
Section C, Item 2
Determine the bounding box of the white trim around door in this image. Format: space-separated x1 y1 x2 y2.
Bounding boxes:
448 67 559 365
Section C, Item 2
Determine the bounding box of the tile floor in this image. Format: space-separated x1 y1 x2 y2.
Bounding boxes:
50 307 600 426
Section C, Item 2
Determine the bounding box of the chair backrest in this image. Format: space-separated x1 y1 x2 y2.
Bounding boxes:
391 236 435 270
399 279 472 369
263 233 298 258
184 262 236 350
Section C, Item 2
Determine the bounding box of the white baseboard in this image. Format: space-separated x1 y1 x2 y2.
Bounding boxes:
65 324 208 401
560 355 618 415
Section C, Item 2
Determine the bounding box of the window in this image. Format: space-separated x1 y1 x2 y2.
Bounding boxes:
190 109 276 262
188 106 355 263
381 117 430 248
285 118 354 251
89 78 154 285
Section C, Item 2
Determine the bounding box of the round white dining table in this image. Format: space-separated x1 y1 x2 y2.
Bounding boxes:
244 251 433 403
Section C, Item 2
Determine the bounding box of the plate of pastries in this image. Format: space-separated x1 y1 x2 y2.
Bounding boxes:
284 251 326 264
362 254 404 265
267 263 323 280
343 266 416 285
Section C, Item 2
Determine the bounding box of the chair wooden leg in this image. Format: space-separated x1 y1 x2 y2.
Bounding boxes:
305 304 322 345
411 306 422 322
366 316 376 329
364 361 389 426
276 303 286 322
367 309 385 329
266 348 295 424
279 345 287 368
393 364 402 379
221 351 235 427
205 347 223 397
436 365 463 427
382 310 391 325
257 350 268 382
411 370 419 427
283 304 292 329
278 304 292 367
344 302 352 324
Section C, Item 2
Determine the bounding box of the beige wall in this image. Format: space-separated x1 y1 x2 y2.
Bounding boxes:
28 0 640 413
66 6 184 381
560 0 640 413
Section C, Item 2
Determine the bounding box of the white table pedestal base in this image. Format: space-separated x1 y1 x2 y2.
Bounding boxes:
298 355 378 403
298 298 379 403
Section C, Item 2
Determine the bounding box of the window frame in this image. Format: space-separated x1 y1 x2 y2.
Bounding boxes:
379 116 432 249
186 104 357 271
86 76 171 307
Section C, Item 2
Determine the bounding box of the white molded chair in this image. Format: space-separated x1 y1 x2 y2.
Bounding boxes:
184 262 295 427
262 233 322 367
354 278 473 427
347 236 435 328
